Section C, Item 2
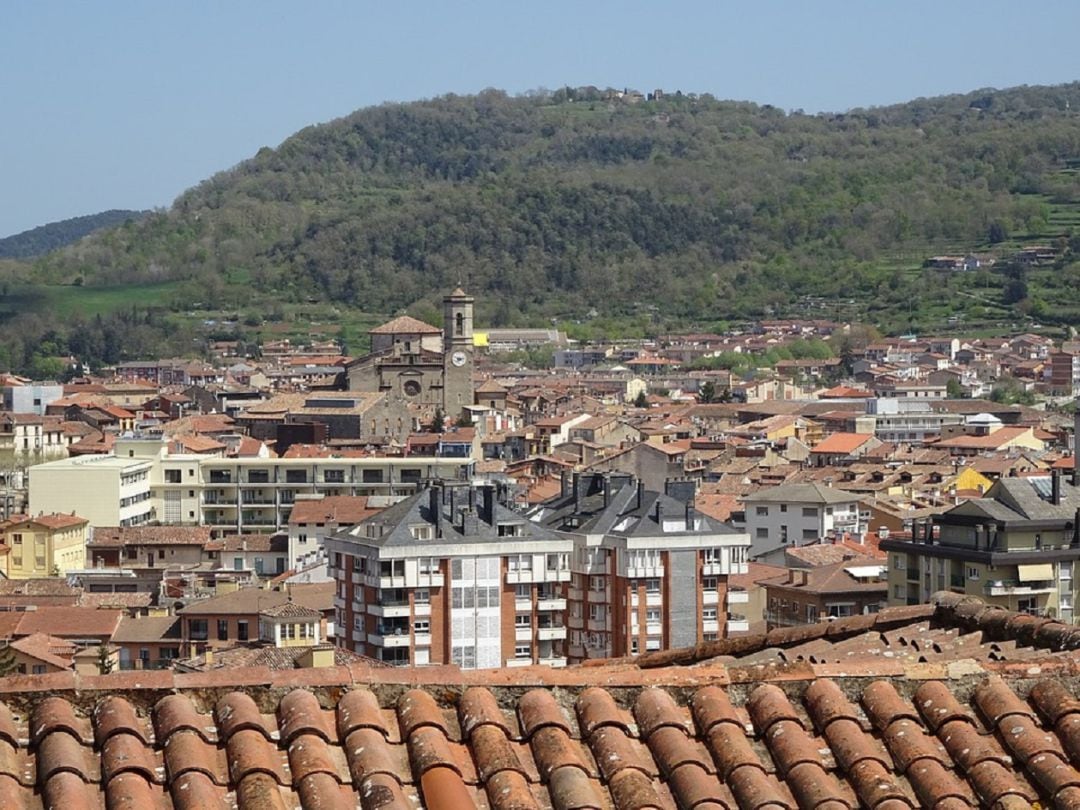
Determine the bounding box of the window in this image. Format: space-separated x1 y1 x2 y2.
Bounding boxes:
780 504 787 513
965 567 980 581
515 584 530 599
802 529 818 541
414 589 430 605
514 645 530 659
892 555 905 570
589 604 606 621
410 525 433 540
32 664 46 675
10 535 20 545
190 620 208 641
755 506 768 516
806 605 818 622
780 525 788 543
703 577 717 591
418 557 437 575
362 469 384 483
164 469 182 484
645 578 661 594
515 614 531 627
298 533 308 545
217 620 228 641
755 528 769 539
801 507 818 518
379 559 405 577
414 620 430 634
589 575 605 592
546 553 566 572
645 608 661 622
324 470 345 483
285 470 308 484
702 607 717 620
703 548 721 564
237 621 249 641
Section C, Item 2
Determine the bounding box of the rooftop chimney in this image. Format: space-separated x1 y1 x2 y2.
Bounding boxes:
1075 406 1080 487
1053 468 1063 506
429 486 443 538
481 485 495 526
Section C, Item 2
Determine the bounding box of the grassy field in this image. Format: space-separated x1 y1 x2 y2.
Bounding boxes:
0 281 188 320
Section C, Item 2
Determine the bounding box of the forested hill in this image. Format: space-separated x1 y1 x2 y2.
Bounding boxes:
17 83 1080 333
0 210 148 259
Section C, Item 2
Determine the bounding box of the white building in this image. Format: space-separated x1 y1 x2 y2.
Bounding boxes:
29 455 153 528
743 482 864 559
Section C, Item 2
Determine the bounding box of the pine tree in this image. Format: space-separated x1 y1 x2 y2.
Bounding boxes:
96 645 114 675
0 642 16 677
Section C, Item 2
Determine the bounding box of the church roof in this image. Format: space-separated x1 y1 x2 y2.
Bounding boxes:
368 315 441 335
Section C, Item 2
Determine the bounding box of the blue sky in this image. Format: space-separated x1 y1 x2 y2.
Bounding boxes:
2 1 1078 237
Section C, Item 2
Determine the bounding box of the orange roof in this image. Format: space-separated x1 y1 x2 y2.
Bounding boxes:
811 432 876 454
369 315 441 335
1 513 88 531
288 496 380 526
936 427 1034 450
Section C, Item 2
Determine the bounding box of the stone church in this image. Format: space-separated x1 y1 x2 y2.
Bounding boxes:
344 289 475 416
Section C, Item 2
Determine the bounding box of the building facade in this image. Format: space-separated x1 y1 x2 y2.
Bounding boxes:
744 482 865 559
327 481 573 669
529 473 751 662
883 471 1080 622
28 455 153 528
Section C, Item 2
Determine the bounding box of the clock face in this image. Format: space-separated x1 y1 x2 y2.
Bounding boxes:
451 351 468 367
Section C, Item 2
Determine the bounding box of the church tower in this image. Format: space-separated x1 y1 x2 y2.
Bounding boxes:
442 288 475 416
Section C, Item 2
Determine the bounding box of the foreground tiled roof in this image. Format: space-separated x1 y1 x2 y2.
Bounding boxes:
2 646 1080 808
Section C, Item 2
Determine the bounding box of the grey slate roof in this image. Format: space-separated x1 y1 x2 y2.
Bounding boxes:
336 484 565 548
529 474 739 538
741 482 860 506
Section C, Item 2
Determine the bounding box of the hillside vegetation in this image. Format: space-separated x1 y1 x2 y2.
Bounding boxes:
0 210 148 260
5 83 1080 372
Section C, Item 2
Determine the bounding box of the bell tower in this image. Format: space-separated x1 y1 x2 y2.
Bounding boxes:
442 288 474 416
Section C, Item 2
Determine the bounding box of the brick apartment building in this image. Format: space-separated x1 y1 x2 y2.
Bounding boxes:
328 475 752 669
529 473 751 661
326 481 572 668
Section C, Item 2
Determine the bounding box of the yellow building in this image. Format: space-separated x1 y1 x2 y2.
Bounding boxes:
951 466 994 497
257 602 323 647
0 513 90 578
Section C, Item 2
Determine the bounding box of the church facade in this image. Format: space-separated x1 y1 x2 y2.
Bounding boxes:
344 289 475 416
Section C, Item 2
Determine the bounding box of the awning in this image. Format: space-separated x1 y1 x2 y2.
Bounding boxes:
1017 563 1054 582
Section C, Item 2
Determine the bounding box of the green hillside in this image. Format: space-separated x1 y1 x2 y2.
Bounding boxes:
0 210 148 260
5 83 1080 372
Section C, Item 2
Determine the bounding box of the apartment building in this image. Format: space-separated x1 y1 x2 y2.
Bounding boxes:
29 437 473 534
529 473 751 662
883 470 1080 623
326 481 573 668
744 482 864 559
0 513 89 577
28 454 153 528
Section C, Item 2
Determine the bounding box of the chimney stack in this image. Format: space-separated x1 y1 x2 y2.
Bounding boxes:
482 485 495 525
572 472 582 511
637 480 645 510
429 485 442 537
1053 468 1063 506
1074 405 1080 487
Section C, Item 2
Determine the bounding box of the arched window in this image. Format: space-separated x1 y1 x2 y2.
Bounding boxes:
455 312 464 335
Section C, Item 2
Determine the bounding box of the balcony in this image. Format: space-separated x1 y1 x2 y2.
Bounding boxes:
537 597 566 612
538 626 567 641
537 657 567 668
645 592 663 607
505 659 532 668
726 619 749 634
702 590 719 606
515 597 532 611
703 619 720 633
414 603 431 618
985 580 1056 597
587 618 608 633
567 587 584 602
515 627 532 642
413 633 431 647
727 588 749 605
368 632 411 648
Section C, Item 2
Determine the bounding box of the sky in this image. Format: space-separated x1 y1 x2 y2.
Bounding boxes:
2 1 1079 238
